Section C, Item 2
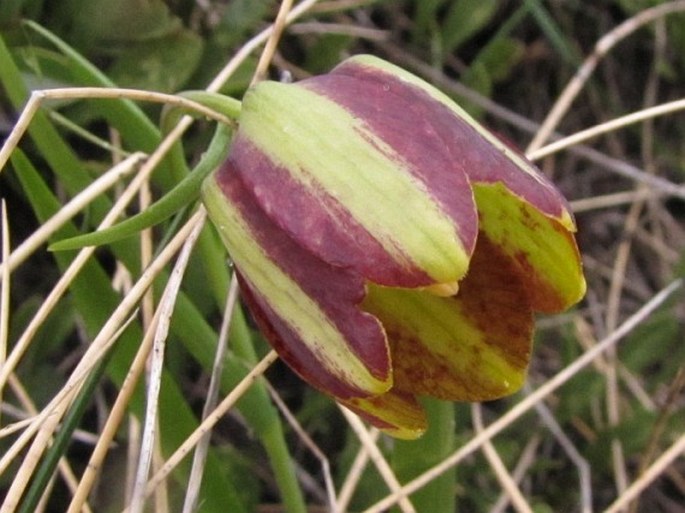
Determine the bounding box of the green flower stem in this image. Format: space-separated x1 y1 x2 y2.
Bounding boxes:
392 398 457 513
161 91 243 131
11 24 304 509
4 26 305 511
230 308 310 513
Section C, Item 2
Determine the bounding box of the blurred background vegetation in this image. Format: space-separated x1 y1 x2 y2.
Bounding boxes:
1 1 684 512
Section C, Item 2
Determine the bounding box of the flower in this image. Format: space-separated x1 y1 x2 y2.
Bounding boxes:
202 55 585 439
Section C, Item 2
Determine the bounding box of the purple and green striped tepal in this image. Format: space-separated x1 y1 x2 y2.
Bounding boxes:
202 55 585 439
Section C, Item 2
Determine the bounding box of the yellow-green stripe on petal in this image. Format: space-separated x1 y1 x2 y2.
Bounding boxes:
336 54 575 228
344 54 545 185
473 183 586 312
340 232 536 439
238 80 471 286
203 176 391 396
364 287 527 400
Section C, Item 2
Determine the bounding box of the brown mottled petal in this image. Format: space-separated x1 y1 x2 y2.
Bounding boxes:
363 234 534 402
473 183 586 313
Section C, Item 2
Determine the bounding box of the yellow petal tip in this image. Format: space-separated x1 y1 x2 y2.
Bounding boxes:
422 281 460 297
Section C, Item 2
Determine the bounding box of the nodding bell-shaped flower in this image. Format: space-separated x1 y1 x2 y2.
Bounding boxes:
202 55 585 439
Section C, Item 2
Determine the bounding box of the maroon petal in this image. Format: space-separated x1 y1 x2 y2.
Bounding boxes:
204 165 392 399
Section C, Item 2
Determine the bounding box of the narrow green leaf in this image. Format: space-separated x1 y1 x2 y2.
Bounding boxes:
442 0 499 54
0 0 22 21
49 122 233 251
413 0 445 41
214 0 272 49
0 33 94 199
11 149 249 513
22 20 186 186
0 29 142 273
18 346 114 513
523 0 581 64
171 288 309 513
7 23 304 512
108 29 204 93
67 0 180 43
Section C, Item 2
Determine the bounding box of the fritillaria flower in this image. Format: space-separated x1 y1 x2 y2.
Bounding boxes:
202 55 585 439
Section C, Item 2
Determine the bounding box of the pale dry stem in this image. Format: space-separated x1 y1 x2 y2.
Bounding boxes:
380 39 685 202
1 1 324 510
526 0 685 152
336 429 379 512
528 98 685 161
471 403 534 513
0 88 232 175
267 381 338 511
65 307 162 513
527 385 593 513
0 152 145 277
605 19 669 502
5 371 93 513
122 350 280 512
0 200 9 426
489 435 541 513
0 209 205 510
605 432 685 513
252 0 295 84
0 148 155 393
182 275 240 513
339 407 417 513
128 210 207 513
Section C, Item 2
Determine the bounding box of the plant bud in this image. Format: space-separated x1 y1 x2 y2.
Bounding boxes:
203 55 585 439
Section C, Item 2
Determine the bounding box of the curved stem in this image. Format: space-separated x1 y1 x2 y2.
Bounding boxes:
50 123 233 251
